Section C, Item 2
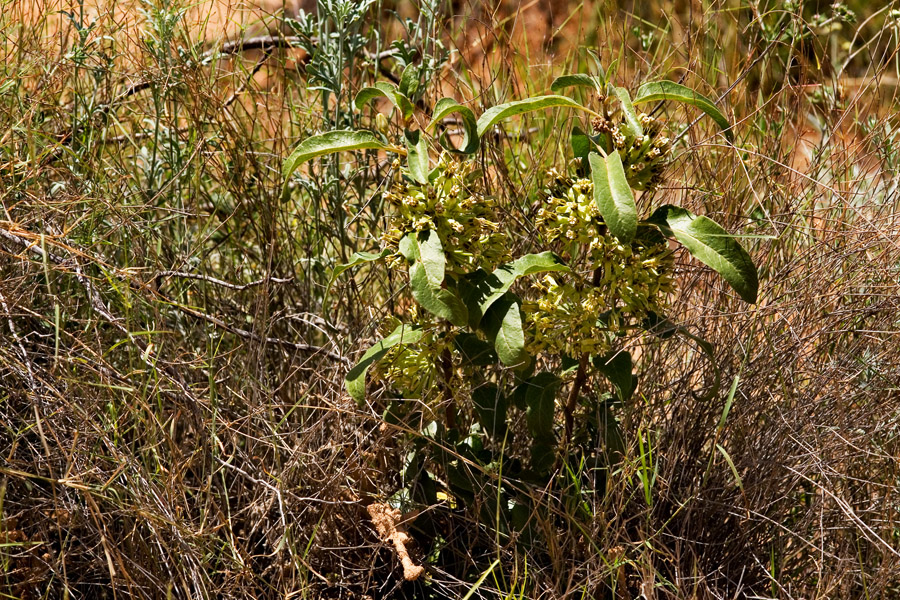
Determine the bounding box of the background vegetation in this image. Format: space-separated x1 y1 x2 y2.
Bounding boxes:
1 0 898 598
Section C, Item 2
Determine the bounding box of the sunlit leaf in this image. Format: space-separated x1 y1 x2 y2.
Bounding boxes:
589 151 637 243
354 81 414 119
398 230 445 288
404 129 429 184
283 130 392 185
650 205 758 303
550 73 601 94
612 87 642 139
429 98 479 154
476 95 590 138
482 293 527 366
633 80 733 142
409 261 468 327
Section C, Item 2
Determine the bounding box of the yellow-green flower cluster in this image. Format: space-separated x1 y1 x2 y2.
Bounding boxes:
370 316 447 399
523 277 615 356
591 94 672 191
535 172 601 258
588 231 675 317
381 155 511 274
525 175 675 357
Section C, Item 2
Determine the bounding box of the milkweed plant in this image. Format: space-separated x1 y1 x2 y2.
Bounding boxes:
283 60 759 558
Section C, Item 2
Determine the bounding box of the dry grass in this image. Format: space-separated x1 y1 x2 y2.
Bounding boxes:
1 0 899 598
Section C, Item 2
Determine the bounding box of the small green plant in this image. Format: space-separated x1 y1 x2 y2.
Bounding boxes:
284 59 758 579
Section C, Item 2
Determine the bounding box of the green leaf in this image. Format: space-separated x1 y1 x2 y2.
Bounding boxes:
550 73 601 94
530 441 556 475
633 80 734 142
398 63 421 100
482 293 527 366
476 95 590 138
650 205 758 303
404 129 429 184
329 248 390 287
589 151 637 243
409 262 468 327
416 229 445 288
399 230 466 326
523 372 561 444
354 81 414 119
454 332 498 366
460 252 569 327
398 230 445 288
472 385 508 440
345 324 423 404
283 130 392 184
612 87 642 139
429 98 479 155
593 350 636 403
571 126 591 162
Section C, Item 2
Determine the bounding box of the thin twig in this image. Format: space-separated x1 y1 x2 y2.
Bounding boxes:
0 225 348 369
156 271 293 291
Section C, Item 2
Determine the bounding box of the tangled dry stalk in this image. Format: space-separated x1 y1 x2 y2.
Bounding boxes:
1 0 899 598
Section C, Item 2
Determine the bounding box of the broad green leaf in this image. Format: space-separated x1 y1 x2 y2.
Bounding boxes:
398 233 417 262
404 129 429 184
345 324 423 403
650 205 758 303
329 249 390 287
472 385 508 440
593 350 636 403
476 95 589 138
530 441 556 475
416 229 445 288
283 130 392 184
409 262 468 326
454 332 498 366
482 293 527 366
633 80 734 142
398 230 445 288
429 98 479 154
589 151 637 243
571 126 591 163
612 87 642 139
550 73 601 94
523 372 561 444
354 81 414 119
460 252 569 327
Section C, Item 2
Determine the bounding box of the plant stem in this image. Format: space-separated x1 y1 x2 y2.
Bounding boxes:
564 353 589 445
440 346 458 430
563 266 604 446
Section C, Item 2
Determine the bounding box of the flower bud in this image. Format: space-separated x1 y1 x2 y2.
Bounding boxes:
375 112 390 135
